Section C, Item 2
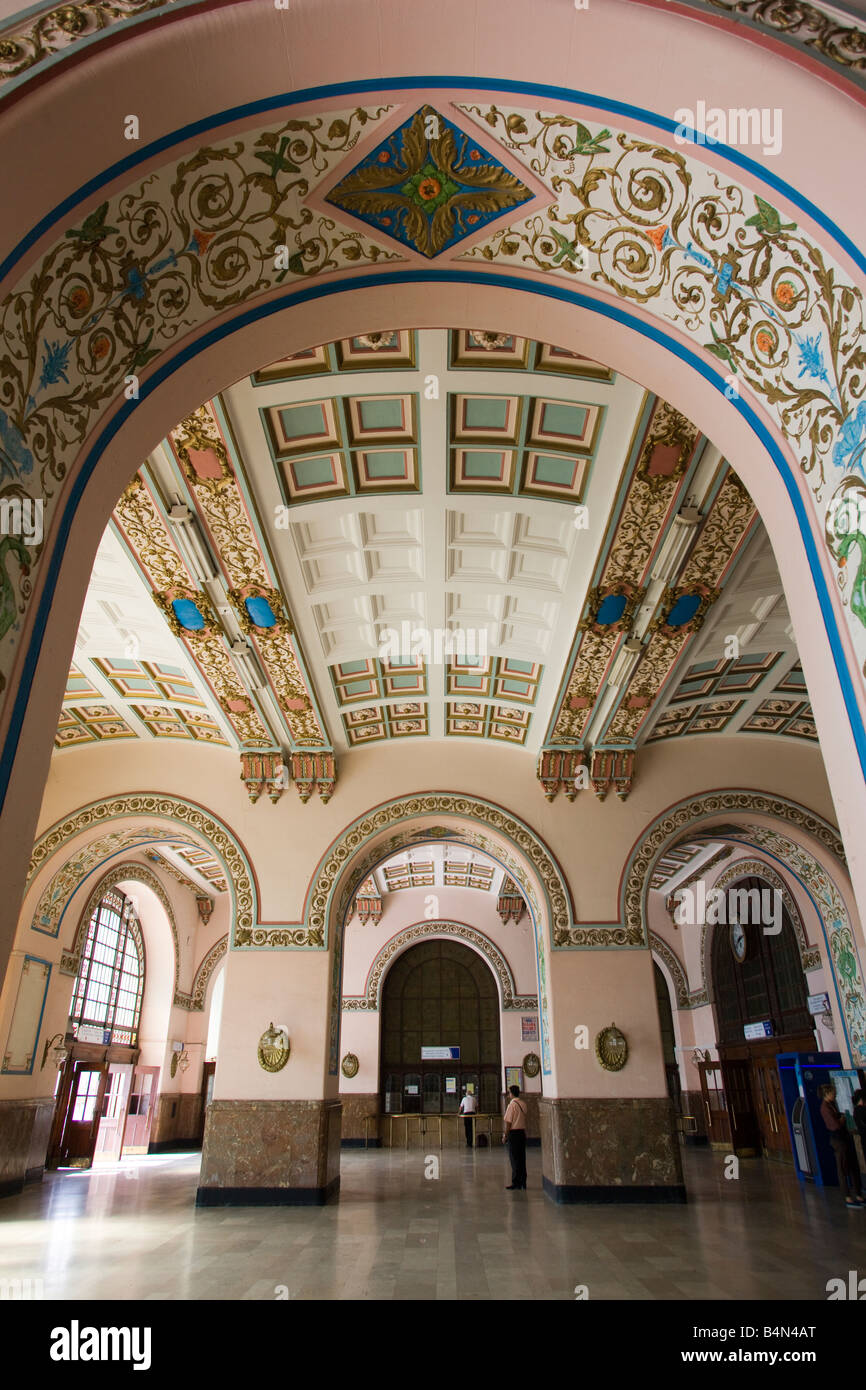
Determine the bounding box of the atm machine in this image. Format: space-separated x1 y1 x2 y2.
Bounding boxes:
776 1051 842 1186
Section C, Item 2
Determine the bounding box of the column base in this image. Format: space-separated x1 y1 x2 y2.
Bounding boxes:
196 1176 339 1206
0 1098 55 1199
197 1098 341 1206
538 1096 686 1204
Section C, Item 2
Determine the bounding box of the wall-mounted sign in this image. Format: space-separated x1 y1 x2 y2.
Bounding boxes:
744 1020 774 1040
341 1052 359 1078
523 1052 541 1078
445 1076 457 1094
807 993 830 1016
405 1084 419 1095
595 1023 628 1072
421 1046 460 1060
521 1016 539 1042
505 1066 523 1091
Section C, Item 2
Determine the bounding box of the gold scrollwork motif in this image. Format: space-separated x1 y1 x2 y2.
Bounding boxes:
595 1024 628 1071
0 1 178 83
702 0 866 72
191 935 228 1011
341 1052 360 1078
257 1022 290 1072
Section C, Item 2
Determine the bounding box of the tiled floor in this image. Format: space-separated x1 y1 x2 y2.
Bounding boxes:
0 1145 863 1300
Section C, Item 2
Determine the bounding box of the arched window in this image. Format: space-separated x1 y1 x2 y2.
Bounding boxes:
71 888 145 1046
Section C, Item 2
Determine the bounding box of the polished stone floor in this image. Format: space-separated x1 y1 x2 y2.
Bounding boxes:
1 1145 863 1300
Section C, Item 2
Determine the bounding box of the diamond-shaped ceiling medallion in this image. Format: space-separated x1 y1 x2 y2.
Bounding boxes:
324 105 534 259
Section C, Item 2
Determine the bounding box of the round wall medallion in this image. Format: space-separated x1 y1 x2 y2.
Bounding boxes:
595 1023 628 1072
341 1052 360 1078
257 1022 290 1072
523 1052 541 1078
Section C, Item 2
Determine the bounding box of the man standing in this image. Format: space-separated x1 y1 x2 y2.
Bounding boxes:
502 1084 528 1190
458 1087 477 1148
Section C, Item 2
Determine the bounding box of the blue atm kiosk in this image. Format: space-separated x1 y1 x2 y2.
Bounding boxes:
776 1051 841 1186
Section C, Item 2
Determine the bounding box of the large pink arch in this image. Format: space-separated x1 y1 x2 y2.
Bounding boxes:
2 0 865 966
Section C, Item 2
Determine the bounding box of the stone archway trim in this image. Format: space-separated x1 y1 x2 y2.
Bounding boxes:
27 793 254 935
342 921 537 1013
236 791 574 950
695 826 866 1064
188 933 228 1012
649 931 707 1010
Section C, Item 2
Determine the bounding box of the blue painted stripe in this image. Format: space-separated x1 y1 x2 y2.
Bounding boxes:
1 78 864 286
2 268 863 819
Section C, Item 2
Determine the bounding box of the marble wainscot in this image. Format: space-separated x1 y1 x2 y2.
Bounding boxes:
538 1097 686 1203
196 1099 341 1205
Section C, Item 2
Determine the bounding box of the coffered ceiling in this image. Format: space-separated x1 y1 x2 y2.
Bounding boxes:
59 328 819 805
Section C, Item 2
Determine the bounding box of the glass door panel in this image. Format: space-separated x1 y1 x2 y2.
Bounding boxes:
423 1072 441 1114
403 1073 421 1114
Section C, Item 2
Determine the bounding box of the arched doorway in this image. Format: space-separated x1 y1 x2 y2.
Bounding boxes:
47 885 146 1169
380 940 502 1119
654 962 681 1116
709 874 815 1159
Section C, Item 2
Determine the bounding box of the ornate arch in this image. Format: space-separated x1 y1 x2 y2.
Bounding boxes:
2 78 866 833
342 921 537 1014
235 791 575 949
27 793 253 936
632 793 863 1063
61 861 178 996
190 934 228 1012
701 856 816 981
649 931 704 1010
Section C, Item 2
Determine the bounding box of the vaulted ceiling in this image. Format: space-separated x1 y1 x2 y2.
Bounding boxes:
61 327 817 806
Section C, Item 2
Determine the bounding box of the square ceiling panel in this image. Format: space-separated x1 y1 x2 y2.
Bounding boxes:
252 344 331 384
533 343 615 381
264 398 341 457
451 394 521 445
352 449 420 493
283 453 350 503
451 449 516 493
527 398 601 456
346 394 416 447
449 330 531 369
335 332 416 370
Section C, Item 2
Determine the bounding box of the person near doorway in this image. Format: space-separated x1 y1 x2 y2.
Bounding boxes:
458 1088 478 1148
502 1084 528 1190
852 1090 866 1172
819 1084 865 1208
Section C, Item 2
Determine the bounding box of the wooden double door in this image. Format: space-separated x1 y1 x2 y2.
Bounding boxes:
48 1050 157 1168
699 1036 812 1157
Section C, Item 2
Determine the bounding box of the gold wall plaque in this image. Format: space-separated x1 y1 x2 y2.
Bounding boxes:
341 1052 360 1078
595 1023 628 1072
523 1052 540 1078
257 1022 290 1072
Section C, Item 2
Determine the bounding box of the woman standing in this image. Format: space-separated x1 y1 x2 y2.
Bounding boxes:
819 1083 865 1209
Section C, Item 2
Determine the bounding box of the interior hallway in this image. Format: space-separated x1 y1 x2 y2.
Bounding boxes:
0 1148 861 1301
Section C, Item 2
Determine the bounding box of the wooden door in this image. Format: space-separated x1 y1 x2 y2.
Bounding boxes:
750 1054 788 1157
93 1064 133 1163
721 1058 762 1154
698 1061 731 1144
56 1062 109 1167
121 1066 159 1154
